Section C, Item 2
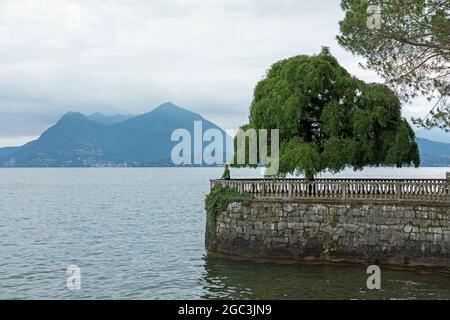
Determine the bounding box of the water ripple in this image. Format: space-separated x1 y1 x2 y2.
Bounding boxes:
0 167 449 299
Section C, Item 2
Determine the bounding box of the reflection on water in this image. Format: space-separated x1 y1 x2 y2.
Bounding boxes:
202 254 450 300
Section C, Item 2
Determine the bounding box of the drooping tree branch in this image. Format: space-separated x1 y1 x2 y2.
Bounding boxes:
338 0 450 130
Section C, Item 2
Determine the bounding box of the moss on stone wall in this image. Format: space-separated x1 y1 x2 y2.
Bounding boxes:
205 185 253 248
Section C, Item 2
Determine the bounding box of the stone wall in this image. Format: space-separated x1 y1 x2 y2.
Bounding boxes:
206 199 450 270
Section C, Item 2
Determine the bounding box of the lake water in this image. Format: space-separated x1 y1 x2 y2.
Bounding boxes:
0 167 449 300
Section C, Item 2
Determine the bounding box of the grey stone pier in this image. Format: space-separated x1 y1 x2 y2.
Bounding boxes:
207 174 450 271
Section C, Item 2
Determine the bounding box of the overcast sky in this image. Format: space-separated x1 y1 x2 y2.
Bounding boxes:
0 0 434 147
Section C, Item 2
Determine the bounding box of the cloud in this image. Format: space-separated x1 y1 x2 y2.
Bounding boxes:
0 0 435 147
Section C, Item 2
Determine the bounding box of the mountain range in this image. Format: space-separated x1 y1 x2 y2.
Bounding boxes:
415 128 450 144
415 138 450 167
0 102 449 167
87 113 133 126
0 102 231 167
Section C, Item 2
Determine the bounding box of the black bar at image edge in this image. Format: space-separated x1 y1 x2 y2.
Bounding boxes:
0 300 448 317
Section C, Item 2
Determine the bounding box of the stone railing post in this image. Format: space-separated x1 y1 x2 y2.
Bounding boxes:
397 182 402 200
342 182 347 199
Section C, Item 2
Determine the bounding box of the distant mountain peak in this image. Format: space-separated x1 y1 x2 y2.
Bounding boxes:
156 102 179 109
63 111 84 117
59 111 87 122
153 102 196 114
150 102 200 119
88 113 132 125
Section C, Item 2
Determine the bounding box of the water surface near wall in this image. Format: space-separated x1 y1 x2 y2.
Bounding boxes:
0 167 449 299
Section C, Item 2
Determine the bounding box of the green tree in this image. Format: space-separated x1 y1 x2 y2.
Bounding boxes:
235 48 420 180
337 0 450 130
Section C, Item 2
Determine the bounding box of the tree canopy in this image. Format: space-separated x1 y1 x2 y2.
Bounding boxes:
337 0 450 130
236 48 420 180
